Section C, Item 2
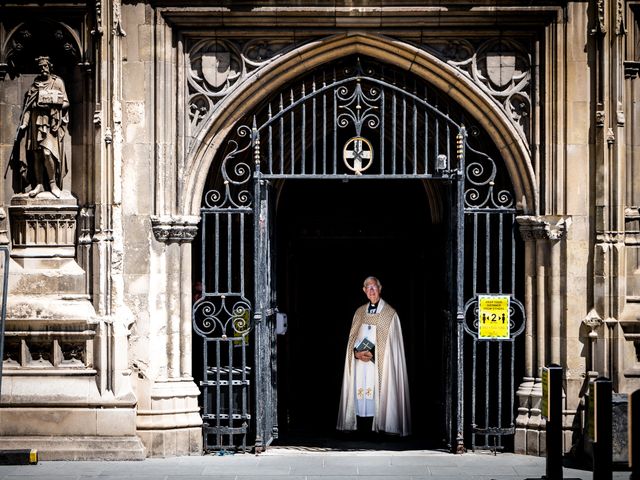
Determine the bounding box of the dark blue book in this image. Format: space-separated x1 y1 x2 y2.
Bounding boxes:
355 337 375 352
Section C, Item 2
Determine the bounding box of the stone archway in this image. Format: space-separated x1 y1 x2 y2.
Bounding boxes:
188 48 528 452
183 32 536 218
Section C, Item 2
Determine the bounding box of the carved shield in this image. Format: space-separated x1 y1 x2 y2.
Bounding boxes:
486 52 516 88
202 51 231 88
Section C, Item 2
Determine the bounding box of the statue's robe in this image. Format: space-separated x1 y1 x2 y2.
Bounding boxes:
20 74 69 186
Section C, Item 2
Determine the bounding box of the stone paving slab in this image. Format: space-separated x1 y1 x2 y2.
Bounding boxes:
0 450 631 480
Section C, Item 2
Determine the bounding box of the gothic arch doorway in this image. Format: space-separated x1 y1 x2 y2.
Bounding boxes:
191 55 525 453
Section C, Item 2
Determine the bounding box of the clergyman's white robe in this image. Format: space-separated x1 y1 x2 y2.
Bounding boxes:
336 299 411 436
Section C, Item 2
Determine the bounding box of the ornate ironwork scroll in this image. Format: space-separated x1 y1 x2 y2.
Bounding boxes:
464 141 515 211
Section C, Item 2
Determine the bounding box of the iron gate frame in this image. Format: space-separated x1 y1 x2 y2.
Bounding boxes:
193 56 525 453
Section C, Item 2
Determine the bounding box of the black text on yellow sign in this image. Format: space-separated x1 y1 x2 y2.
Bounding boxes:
478 295 510 339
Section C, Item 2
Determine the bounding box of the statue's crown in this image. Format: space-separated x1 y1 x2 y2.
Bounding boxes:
36 56 51 66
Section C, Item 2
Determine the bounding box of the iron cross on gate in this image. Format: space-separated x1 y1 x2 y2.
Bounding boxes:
343 136 374 175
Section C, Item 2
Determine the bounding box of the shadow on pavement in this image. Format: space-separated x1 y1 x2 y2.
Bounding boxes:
271 430 444 452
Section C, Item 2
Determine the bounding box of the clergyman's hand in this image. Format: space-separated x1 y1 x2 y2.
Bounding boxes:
355 350 373 362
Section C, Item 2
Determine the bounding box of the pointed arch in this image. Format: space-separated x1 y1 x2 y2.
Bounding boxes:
183 32 537 216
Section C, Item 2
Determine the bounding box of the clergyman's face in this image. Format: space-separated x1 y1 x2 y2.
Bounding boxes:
363 280 381 304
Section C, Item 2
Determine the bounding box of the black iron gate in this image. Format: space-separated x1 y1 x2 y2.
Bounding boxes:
459 144 526 452
194 56 525 453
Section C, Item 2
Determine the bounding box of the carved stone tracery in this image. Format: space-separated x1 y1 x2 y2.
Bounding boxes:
186 36 534 153
422 38 533 146
3 335 93 369
187 38 294 142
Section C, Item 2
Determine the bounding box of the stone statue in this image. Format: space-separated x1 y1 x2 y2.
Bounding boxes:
8 56 69 198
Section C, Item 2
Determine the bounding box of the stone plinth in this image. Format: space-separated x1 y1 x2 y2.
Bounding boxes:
136 379 203 457
9 192 78 265
2 192 144 460
0 436 146 461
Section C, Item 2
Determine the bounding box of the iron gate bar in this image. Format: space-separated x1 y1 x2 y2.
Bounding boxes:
258 174 455 180
454 130 466 453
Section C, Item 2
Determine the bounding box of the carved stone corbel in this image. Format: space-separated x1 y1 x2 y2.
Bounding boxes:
516 215 572 242
584 307 604 330
151 215 200 243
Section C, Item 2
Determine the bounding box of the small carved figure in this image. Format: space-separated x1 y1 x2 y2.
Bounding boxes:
8 56 69 198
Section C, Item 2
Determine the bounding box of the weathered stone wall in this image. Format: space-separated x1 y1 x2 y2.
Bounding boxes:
0 0 638 460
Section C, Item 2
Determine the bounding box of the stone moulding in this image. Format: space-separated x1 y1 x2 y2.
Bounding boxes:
151 215 200 243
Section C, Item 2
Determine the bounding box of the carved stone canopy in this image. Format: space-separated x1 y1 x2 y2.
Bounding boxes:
0 18 86 80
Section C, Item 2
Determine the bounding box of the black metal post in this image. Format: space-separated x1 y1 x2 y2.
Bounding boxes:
545 364 563 480
0 246 10 402
454 128 466 454
630 389 640 480
592 377 612 480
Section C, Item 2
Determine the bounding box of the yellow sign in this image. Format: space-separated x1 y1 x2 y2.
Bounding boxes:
478 295 510 339
541 367 549 420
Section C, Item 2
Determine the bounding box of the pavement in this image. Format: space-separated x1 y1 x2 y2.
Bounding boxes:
0 445 631 480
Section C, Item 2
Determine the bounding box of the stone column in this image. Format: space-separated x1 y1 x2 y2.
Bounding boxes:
134 215 202 457
514 215 571 455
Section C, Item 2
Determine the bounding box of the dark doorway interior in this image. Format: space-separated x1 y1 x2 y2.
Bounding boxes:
274 179 450 449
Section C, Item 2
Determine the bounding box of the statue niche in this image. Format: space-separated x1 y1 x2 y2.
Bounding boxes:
6 55 77 264
7 56 69 199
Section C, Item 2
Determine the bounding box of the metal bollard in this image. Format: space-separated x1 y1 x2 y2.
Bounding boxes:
542 364 563 480
590 377 612 480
